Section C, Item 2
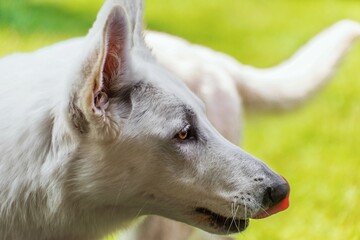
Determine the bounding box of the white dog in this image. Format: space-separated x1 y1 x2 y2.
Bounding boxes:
0 0 292 239
125 12 360 240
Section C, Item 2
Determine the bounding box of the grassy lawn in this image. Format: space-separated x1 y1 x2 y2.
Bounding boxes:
1 0 360 239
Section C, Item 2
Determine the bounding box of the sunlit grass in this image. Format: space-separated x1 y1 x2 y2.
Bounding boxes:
1 0 359 239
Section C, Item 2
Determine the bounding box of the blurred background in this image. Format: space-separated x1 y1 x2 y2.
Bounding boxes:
1 0 360 239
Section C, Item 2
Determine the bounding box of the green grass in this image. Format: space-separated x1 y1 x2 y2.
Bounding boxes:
1 0 360 239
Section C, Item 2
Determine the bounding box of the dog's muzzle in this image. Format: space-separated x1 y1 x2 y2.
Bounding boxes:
193 177 290 234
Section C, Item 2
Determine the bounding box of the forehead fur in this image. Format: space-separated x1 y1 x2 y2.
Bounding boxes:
132 82 189 115
130 57 206 113
120 82 194 138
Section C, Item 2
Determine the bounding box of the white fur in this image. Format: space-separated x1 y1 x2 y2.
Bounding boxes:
0 0 290 239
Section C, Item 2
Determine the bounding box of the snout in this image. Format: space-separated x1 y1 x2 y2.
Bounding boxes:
190 176 290 234
170 136 291 234
253 177 290 219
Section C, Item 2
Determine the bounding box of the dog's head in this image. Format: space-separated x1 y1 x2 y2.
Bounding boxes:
67 1 289 235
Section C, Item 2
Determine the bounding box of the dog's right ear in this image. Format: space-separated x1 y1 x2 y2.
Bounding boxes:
70 5 133 135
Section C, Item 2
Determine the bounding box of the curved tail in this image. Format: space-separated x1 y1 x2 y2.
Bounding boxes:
219 20 360 110
146 20 360 111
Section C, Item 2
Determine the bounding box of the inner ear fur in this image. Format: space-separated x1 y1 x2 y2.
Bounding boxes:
100 6 130 96
70 6 132 136
91 6 131 116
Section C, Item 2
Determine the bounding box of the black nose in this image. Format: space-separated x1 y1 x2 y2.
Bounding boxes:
263 182 290 207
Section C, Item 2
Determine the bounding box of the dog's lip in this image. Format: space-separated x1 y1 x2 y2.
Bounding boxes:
195 207 249 234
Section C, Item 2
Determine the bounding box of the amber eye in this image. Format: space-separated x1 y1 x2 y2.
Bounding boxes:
176 125 192 141
178 129 188 140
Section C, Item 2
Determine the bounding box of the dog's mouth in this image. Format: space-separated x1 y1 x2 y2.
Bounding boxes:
195 207 249 234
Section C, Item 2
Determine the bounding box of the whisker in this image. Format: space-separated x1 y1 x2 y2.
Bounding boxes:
253 202 269 217
230 202 236 231
244 198 247 219
233 204 240 232
111 176 129 214
226 202 235 234
135 200 149 218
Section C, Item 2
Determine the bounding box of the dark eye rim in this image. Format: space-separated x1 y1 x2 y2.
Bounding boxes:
174 124 196 141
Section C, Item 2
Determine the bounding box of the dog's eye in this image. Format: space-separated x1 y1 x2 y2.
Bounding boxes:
178 129 188 140
175 125 193 141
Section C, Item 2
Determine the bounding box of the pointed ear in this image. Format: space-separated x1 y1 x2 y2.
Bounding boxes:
91 6 130 117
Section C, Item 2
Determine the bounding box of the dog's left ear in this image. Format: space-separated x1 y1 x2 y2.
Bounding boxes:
70 5 133 135
92 6 130 116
